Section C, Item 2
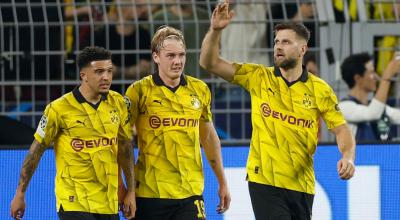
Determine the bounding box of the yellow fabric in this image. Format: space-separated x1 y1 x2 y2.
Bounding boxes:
64 0 74 54
125 75 212 199
333 0 371 21
232 63 346 194
34 90 132 214
376 36 399 75
373 4 399 75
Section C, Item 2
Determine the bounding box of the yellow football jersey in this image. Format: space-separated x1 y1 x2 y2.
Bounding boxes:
232 63 346 194
125 73 212 199
34 87 132 214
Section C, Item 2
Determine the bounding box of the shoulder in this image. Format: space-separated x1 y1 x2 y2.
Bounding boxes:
308 74 334 93
126 75 154 96
47 92 74 110
107 90 124 100
185 75 209 91
235 63 273 74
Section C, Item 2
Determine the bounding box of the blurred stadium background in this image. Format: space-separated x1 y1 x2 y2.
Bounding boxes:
1 0 400 219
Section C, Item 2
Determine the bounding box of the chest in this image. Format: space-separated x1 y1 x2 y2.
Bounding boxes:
140 87 204 117
62 103 121 137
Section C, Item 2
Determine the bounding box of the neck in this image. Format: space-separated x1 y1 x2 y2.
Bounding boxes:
349 87 369 104
79 85 102 104
279 64 303 82
159 73 181 88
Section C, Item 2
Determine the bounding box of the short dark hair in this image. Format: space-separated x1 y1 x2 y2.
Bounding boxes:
76 46 112 70
341 52 372 89
274 22 310 42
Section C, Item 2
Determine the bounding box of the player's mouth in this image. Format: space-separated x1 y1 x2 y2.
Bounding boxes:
275 53 285 58
171 67 182 72
99 83 110 89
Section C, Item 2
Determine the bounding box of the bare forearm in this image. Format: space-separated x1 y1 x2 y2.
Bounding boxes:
200 29 222 70
204 146 227 185
336 125 356 161
374 80 391 103
118 140 135 191
17 140 47 193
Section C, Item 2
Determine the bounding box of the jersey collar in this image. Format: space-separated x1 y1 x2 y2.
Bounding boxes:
72 86 107 109
274 65 308 86
152 72 187 91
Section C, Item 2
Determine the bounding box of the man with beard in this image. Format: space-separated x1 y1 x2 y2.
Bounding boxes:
200 1 356 219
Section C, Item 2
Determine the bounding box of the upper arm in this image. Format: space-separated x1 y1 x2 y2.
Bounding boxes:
34 104 60 146
205 57 236 82
330 123 348 135
318 87 346 129
118 95 133 141
125 83 140 126
339 98 385 122
199 121 219 147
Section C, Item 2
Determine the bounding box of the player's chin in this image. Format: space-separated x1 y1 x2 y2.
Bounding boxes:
99 87 110 95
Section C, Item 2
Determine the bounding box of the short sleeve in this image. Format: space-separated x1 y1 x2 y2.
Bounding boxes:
320 86 346 129
34 103 60 146
231 63 263 91
118 95 133 141
201 86 212 122
125 83 140 127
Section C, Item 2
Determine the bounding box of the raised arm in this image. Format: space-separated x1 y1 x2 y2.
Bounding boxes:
199 121 231 214
374 58 400 103
330 124 356 180
199 0 236 82
10 140 48 220
117 139 136 219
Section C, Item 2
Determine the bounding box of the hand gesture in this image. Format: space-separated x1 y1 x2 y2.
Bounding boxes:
384 55 400 78
10 193 26 220
216 184 231 214
211 0 235 31
337 158 355 180
122 191 136 219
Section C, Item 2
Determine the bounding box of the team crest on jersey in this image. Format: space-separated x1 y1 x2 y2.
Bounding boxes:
110 109 120 124
123 96 131 110
302 93 312 108
36 115 48 138
191 97 201 109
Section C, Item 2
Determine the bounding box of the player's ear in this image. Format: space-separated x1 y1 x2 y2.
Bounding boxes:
80 71 87 82
152 52 160 65
301 44 308 57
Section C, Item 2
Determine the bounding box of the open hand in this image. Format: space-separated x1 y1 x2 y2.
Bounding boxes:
211 0 235 31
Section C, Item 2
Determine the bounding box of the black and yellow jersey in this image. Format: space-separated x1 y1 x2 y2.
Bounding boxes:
125 73 212 199
34 87 132 214
232 63 346 194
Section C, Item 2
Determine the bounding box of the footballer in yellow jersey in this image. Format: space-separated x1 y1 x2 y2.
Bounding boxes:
232 63 344 194
126 73 211 198
201 3 355 219
34 88 130 214
125 26 230 220
11 47 136 220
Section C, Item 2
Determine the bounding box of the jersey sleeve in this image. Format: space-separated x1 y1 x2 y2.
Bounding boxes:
118 95 133 141
231 63 263 91
319 86 346 129
201 85 213 122
34 103 60 146
125 83 140 127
